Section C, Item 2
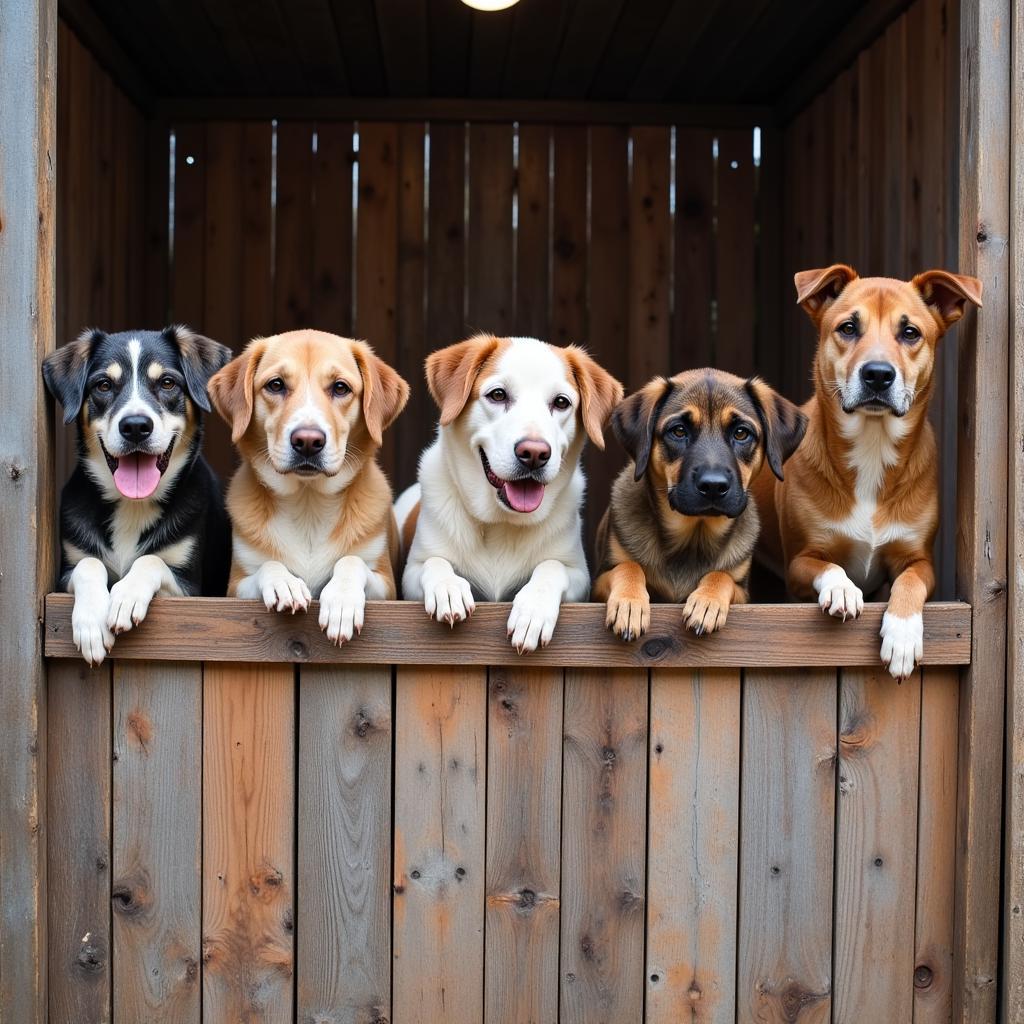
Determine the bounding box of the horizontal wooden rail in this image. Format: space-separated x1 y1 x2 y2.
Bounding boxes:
43 595 971 668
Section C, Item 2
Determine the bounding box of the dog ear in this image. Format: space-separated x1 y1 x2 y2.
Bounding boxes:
745 377 808 481
794 264 859 324
911 269 984 332
167 325 233 413
563 346 624 449
352 341 410 446
611 379 670 481
42 329 102 424
425 334 501 426
207 339 265 444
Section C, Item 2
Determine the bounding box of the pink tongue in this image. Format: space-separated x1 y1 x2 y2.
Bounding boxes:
113 453 162 499
502 478 545 513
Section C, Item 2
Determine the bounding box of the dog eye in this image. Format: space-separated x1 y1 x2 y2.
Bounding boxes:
837 320 858 338
733 425 752 442
332 380 351 398
486 387 507 404
552 394 572 411
264 378 286 394
901 324 921 342
93 378 112 394
159 375 177 391
669 424 687 440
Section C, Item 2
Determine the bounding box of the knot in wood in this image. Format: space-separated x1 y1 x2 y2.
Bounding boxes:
554 236 576 261
779 981 826 1021
580 935 597 962
601 746 616 769
914 964 934 989
111 883 143 917
688 983 702 1001
517 888 537 911
288 639 308 659
641 636 671 659
352 708 373 738
75 936 106 974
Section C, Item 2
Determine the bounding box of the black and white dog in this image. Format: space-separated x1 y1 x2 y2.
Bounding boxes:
43 326 232 664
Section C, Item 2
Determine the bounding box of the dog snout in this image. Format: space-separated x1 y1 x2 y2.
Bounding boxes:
860 361 897 394
694 466 733 500
514 438 551 471
119 414 154 444
290 427 327 457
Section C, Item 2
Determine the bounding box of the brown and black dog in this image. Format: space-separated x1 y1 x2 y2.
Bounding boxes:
594 370 806 640
752 265 982 678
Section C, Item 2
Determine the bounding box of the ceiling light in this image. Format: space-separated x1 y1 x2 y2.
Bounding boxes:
461 0 520 10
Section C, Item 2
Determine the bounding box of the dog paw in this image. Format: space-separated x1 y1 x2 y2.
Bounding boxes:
318 579 366 645
423 574 475 626
107 577 155 635
260 567 311 613
879 611 923 681
605 593 650 642
73 599 114 666
816 568 864 621
508 585 561 653
682 588 730 636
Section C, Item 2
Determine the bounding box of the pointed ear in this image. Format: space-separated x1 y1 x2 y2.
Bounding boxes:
207 338 265 444
167 325 233 412
425 334 501 426
352 341 410 446
611 379 671 481
42 329 102 424
745 377 808 481
911 269 984 332
563 346 624 449
794 264 859 324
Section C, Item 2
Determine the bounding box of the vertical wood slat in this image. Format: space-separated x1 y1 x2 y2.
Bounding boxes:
239 121 273 345
560 668 648 1024
514 123 551 340
833 669 921 1022
646 668 740 1024
143 117 171 326
550 124 587 347
297 666 391 1024
112 662 202 1023
426 121 467 346
311 120 355 335
202 664 295 1020
392 666 486 1024
170 122 207 328
738 669 836 1024
47 661 112 1024
273 121 315 332
756 124 785 390
485 668 563 1024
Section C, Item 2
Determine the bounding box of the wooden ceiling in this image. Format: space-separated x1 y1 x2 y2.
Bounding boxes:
77 0 878 105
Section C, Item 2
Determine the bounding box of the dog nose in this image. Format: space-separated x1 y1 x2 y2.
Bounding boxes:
291 428 326 456
860 361 897 393
515 438 551 470
119 415 153 443
695 468 732 500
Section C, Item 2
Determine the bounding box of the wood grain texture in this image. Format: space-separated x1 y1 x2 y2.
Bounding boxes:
425 121 467 346
296 665 391 1024
202 663 295 1020
239 121 273 343
311 120 355 335
112 661 202 1023
169 122 206 328
738 669 836 1023
832 668 921 1022
392 666 486 1024
559 668 648 1024
550 125 588 346
485 667 563 1024
44 595 973 668
646 668 741 1024
273 120 315 331
203 121 244 344
514 123 552 339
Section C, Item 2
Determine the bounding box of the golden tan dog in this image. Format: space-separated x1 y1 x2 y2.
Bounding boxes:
752 265 982 677
208 329 408 643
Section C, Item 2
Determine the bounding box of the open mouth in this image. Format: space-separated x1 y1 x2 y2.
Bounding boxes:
101 438 174 500
479 448 545 514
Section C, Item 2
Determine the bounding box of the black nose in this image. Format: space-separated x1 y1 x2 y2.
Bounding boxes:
119 415 153 443
515 438 551 470
695 468 732 500
860 361 896 393
291 428 326 456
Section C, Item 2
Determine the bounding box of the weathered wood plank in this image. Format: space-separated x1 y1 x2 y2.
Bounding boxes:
239 121 273 344
273 120 315 331
485 667 563 1024
426 121 467 346
550 124 588 347
646 668 740 1023
560 667 648 1023
169 122 206 327
833 668 921 1022
296 665 391 1024
44 595 973 668
392 666 486 1023
202 663 295 1020
311 120 355 334
514 123 551 339
112 661 202 1023
738 668 836 1023
143 118 171 325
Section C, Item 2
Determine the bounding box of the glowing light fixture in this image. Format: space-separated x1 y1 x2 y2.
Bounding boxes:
461 0 520 9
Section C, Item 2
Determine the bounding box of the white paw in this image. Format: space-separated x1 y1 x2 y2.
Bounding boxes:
423 574 475 626
816 567 864 621
879 611 923 680
507 585 561 653
318 578 366 645
107 577 155 635
73 597 114 666
260 567 311 613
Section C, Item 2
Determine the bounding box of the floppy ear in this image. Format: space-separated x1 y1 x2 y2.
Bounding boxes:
745 377 808 481
563 346 624 449
167 325 233 412
352 341 410 446
425 334 501 426
911 269 984 332
42 329 102 424
794 264 859 324
207 339 265 444
611 379 670 481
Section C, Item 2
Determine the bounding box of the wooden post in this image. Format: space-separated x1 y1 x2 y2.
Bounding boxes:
0 0 56 1020
954 0 1010 1019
